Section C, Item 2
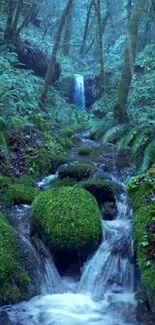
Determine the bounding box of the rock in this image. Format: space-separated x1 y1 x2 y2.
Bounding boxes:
32 187 102 269
58 163 97 181
101 201 117 220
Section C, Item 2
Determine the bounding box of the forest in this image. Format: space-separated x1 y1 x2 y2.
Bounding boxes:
0 0 155 324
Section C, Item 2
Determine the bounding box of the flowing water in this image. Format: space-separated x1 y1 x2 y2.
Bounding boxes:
74 74 85 108
0 175 140 325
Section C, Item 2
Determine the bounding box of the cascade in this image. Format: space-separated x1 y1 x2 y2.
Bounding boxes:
0 174 139 325
74 74 86 109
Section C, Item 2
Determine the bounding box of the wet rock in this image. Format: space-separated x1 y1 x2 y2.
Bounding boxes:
100 201 117 220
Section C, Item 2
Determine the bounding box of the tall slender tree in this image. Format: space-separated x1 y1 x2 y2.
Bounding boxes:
114 0 145 123
40 0 74 106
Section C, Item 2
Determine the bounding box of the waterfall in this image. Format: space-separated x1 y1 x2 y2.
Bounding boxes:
74 74 85 109
1 179 139 325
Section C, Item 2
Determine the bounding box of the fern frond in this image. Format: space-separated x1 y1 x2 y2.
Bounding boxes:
103 124 128 144
131 131 149 156
117 127 137 150
140 140 155 173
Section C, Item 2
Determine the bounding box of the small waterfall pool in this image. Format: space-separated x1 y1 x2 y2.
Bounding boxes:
0 176 140 325
74 74 85 109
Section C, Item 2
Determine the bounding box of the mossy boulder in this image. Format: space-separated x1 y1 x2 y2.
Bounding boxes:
52 178 77 188
58 163 97 181
0 212 30 305
128 171 155 312
61 128 75 138
32 187 102 255
78 179 116 203
0 183 39 205
77 147 101 156
25 147 69 177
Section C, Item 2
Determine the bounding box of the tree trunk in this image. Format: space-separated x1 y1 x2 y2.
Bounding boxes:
80 0 93 55
62 9 72 56
114 0 145 124
4 0 14 42
40 0 74 106
94 0 104 96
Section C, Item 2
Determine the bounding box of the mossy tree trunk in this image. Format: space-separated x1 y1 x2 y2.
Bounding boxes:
62 8 73 56
93 0 104 96
40 0 74 107
80 0 93 56
114 0 145 123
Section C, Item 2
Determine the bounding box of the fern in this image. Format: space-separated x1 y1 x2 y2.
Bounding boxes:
140 140 155 173
131 132 149 156
102 124 128 144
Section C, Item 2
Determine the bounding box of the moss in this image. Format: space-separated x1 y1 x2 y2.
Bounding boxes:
58 136 74 149
134 206 155 299
52 178 77 188
61 128 75 138
128 172 155 210
0 184 39 205
59 163 97 181
128 171 155 309
0 212 30 305
0 175 13 187
18 175 36 187
77 147 101 156
77 179 116 203
32 187 102 255
25 147 69 177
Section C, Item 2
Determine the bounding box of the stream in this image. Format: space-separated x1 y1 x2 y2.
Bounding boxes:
0 141 147 325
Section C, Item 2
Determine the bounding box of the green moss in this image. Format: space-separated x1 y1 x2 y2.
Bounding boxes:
58 136 74 149
61 128 75 138
128 171 155 308
134 206 155 297
77 147 101 156
78 179 116 203
52 178 77 188
25 147 69 177
0 184 39 205
128 172 155 210
18 175 36 187
59 163 97 181
32 187 102 255
0 212 30 305
0 175 13 187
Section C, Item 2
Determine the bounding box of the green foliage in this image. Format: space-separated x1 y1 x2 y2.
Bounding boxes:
77 146 102 156
52 178 77 188
115 121 155 172
103 124 128 143
0 183 39 205
59 162 97 181
77 179 116 203
60 128 75 138
0 212 30 305
128 172 155 305
32 187 102 254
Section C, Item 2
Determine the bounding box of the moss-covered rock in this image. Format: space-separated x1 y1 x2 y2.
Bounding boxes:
25 147 69 177
77 147 101 156
78 179 116 203
128 170 155 311
0 184 39 205
61 128 75 138
52 178 77 188
59 163 97 181
32 187 102 255
0 212 30 305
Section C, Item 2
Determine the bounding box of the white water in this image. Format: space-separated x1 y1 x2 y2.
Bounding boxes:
1 185 138 325
74 74 85 108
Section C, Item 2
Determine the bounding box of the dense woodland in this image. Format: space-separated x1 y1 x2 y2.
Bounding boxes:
0 0 155 323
